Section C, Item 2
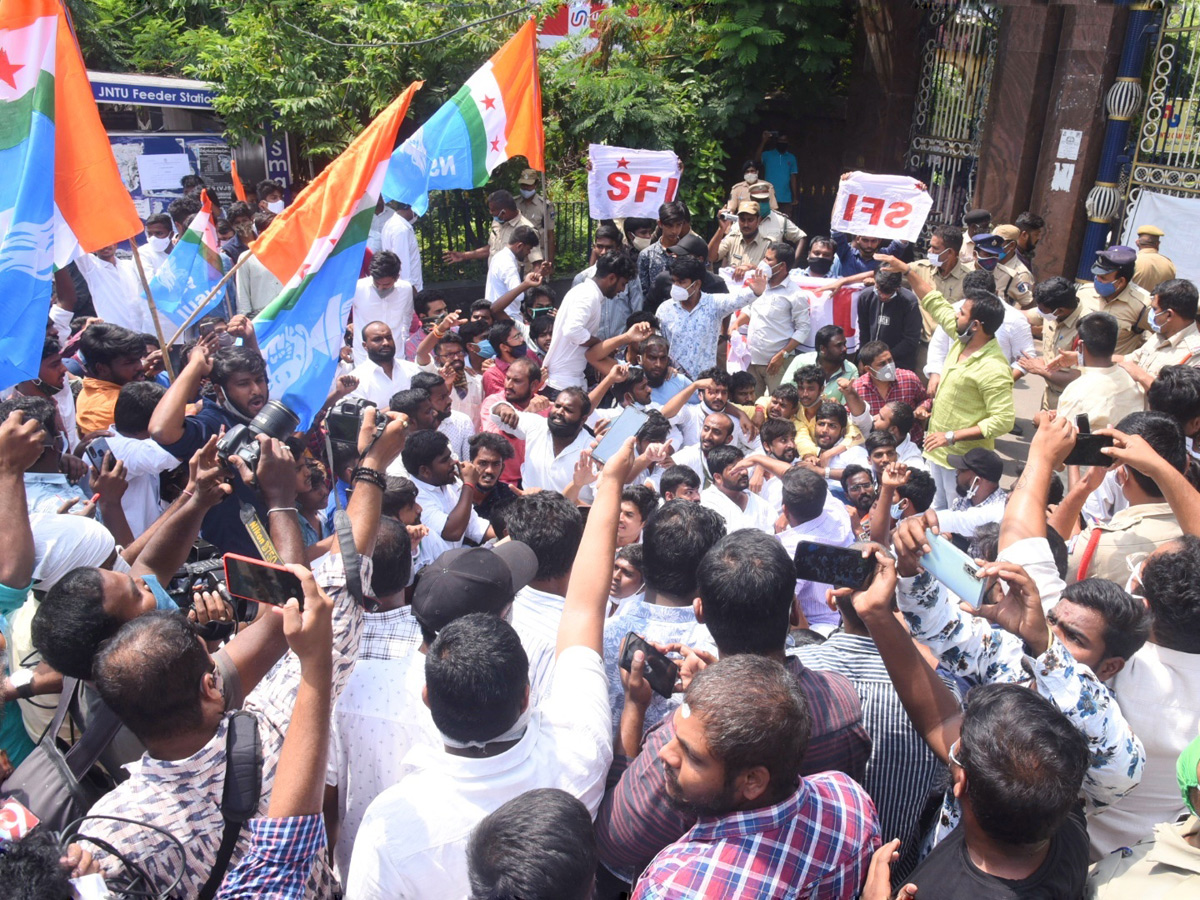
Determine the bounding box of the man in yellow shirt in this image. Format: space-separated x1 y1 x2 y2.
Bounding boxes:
75 323 148 437
1132 224 1177 293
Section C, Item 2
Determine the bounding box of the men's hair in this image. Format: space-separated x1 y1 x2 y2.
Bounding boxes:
697 366 733 390
767 241 795 268
411 371 446 395
684 656 812 802
594 223 623 245
616 542 644 570
458 320 489 347
468 431 515 462
1061 578 1150 662
963 290 1005 337
529 315 555 343
658 200 691 225
467 788 597 900
1115 410 1187 498
595 250 636 281
79 323 144 371
413 288 446 317
557 385 592 419
792 364 825 388
636 410 671 444
781 467 827 523
256 179 284 198
958 683 1089 845
525 283 558 308
621 485 659 522
1076 311 1119 357
509 225 539 248
371 516 413 598
508 355 541 385
360 319 392 344
144 212 173 231
167 196 201 227
252 211 275 233
381 475 418 518
389 387 432 419
814 324 844 352
885 400 915 437
113 381 167 434
1035 276 1079 313
815 400 847 429
706 445 744 481
666 254 706 283
641 333 670 356
873 269 902 295
968 523 1001 564
933 224 964 253
858 340 890 368
211 346 267 387
864 429 898 454
400 428 450 475
0 395 56 436
0 827 77 899
32 568 115 679
770 382 800 408
623 217 655 239
503 492 584 581
435 331 467 355
1141 534 1200 653
425 613 528 743
808 236 835 254
759 416 796 447
1014 211 1045 232
660 465 700 497
487 320 517 354
469 298 494 318
225 201 253 222
898 468 936 512
729 369 756 396
641 500 725 599
1148 365 1200 425
962 268 997 295
1155 278 1199 320
487 189 518 212
93 611 212 743
840 463 873 493
369 250 401 280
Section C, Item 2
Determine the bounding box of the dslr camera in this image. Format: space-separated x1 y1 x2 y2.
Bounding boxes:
327 397 386 446
216 399 300 477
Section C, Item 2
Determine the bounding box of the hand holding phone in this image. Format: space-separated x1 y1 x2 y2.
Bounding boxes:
592 406 648 465
793 541 876 591
1064 415 1114 467
919 530 995 609
223 553 306 610
85 436 113 471
619 632 680 698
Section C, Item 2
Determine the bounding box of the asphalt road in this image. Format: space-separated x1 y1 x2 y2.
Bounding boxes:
989 373 1045 487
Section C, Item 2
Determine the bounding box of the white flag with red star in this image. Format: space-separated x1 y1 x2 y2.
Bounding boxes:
587 144 682 220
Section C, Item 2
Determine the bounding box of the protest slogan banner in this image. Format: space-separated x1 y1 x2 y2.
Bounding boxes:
830 171 932 244
587 145 682 219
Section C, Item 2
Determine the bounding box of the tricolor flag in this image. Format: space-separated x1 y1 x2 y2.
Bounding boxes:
252 82 420 428
0 0 142 388
147 189 226 338
383 18 544 215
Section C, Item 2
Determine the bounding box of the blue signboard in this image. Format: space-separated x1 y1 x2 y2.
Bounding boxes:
91 77 216 110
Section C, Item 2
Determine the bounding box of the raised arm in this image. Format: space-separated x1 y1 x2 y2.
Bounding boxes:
0 411 45 589
1102 426 1200 536
345 409 410 557
149 336 216 445
659 377 706 421
1001 411 1072 550
586 321 654 368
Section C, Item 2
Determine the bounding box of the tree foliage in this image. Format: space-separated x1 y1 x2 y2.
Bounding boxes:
71 0 852 209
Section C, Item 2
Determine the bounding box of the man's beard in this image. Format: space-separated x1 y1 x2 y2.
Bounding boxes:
664 765 740 818
854 495 876 515
645 370 666 388
773 447 797 463
547 417 578 439
367 348 395 365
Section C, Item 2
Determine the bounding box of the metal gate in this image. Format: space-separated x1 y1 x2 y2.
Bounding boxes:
905 0 1001 242
1118 0 1200 234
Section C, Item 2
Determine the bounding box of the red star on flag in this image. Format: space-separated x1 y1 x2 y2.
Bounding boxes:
617 157 630 168
490 137 501 151
0 48 23 90
483 96 496 110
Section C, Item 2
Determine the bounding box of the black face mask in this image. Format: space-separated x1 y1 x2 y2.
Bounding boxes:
807 257 834 276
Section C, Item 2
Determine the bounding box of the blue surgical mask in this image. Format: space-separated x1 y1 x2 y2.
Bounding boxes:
1148 308 1166 334
475 341 496 360
141 573 179 611
890 502 904 520
759 202 771 217
1094 277 1118 298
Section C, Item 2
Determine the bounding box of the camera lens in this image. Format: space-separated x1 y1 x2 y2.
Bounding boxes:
249 400 300 440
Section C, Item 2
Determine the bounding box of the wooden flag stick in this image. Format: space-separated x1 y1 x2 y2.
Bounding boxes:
164 252 253 347
129 240 177 382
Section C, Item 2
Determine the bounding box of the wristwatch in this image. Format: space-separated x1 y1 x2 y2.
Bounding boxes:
8 667 34 700
944 431 956 445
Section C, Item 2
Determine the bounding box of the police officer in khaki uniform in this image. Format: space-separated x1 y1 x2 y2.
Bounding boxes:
516 167 556 269
1069 500 1182 584
984 224 1036 309
909 224 973 356
1077 245 1150 357
709 200 771 270
748 182 806 249
1025 276 1083 410
958 208 991 267
1121 277 1200 386
442 189 544 268
1132 224 1177 292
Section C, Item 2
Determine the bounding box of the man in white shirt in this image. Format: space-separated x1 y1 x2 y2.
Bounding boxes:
367 200 395 255
1057 311 1145 430
503 491 585 649
873 400 927 471
490 387 595 496
543 251 640 391
743 241 813 395
351 251 415 366
234 213 284 315
107 382 181 535
75 246 145 332
486 225 543 325
140 214 175 281
347 440 628 899
412 370 476 462
700 445 776 534
812 400 869 491
400 429 492 548
348 322 421 410
380 202 423 291
775 466 854 633
669 410 735 488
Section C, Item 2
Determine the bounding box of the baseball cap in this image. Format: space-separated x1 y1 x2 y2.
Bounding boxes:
1137 224 1165 237
518 168 539 186
971 233 1004 257
665 232 710 258
963 208 992 226
1091 245 1137 275
736 200 762 217
411 542 538 636
992 224 1020 242
947 447 1003 484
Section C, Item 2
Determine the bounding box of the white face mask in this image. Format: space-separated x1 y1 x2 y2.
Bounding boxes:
927 248 945 266
145 233 171 253
872 362 898 382
669 283 691 303
519 187 536 199
632 236 652 251
744 173 759 184
266 199 285 214
1040 309 1057 323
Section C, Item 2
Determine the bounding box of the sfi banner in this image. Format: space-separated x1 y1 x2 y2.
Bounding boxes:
831 171 932 244
588 145 682 219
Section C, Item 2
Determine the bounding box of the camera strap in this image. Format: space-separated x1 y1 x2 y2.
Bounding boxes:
239 502 282 563
323 431 373 611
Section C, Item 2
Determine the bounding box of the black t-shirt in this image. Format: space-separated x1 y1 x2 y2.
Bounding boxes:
907 808 1089 900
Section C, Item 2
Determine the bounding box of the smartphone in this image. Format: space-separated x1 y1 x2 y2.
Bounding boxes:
592 406 649 465
920 530 994 609
85 436 112 471
1065 415 1114 467
619 632 680 698
223 553 304 610
792 541 875 591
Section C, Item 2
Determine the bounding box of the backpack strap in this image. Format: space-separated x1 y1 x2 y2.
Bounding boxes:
196 711 262 900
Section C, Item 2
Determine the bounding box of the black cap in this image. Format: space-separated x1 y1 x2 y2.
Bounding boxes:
411 542 538 636
1091 245 1137 274
963 208 992 226
665 232 709 258
946 447 1003 484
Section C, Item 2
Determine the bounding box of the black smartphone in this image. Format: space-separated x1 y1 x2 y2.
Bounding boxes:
223 553 304 610
792 541 875 591
1065 415 1114 467
619 632 680 698
86 437 112 471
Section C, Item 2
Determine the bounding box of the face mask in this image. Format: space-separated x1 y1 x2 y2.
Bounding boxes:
956 476 980 500
670 283 691 303
926 248 945 266
145 233 171 253
632 236 652 251
744 173 758 184
976 255 999 272
890 502 905 521
140 574 180 611
1148 308 1166 334
1094 277 1118 298
757 260 775 279
509 342 527 358
375 285 395 297
872 362 898 382
493 216 504 225
520 188 536 199
475 341 496 360
957 321 976 344
759 202 771 217
807 257 833 276
266 199 285 214
1040 309 1057 323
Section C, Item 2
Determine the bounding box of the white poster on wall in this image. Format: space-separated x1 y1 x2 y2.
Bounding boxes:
1122 189 1200 281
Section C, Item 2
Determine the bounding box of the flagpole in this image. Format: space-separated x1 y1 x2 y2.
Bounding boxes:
165 252 253 347
129 241 177 382
540 168 550 272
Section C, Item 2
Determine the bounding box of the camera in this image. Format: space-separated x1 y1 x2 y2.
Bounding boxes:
327 397 386 446
216 399 300 478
